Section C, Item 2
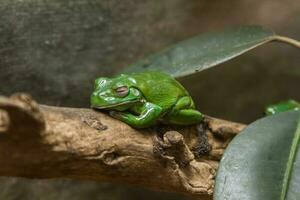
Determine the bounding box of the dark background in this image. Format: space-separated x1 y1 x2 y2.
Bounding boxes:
0 0 299 199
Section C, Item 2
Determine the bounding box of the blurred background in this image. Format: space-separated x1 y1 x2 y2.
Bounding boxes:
0 0 299 199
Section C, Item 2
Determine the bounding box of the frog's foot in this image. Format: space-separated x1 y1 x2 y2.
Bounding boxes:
163 109 204 125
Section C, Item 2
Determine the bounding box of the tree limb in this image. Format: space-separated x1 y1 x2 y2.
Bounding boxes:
0 93 245 199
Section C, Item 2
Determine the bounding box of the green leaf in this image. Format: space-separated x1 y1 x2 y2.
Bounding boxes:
214 111 300 200
123 25 300 78
265 100 300 116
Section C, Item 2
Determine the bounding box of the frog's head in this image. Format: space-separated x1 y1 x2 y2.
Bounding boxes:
90 74 142 111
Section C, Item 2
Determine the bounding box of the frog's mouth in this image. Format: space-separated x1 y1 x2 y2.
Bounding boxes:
91 100 141 110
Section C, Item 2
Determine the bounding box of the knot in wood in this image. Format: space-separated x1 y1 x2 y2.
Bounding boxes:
164 131 184 146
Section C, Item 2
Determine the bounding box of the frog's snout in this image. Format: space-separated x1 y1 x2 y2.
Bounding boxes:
90 91 113 109
90 92 101 108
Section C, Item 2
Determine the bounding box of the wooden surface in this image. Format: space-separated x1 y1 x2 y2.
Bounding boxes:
0 94 245 198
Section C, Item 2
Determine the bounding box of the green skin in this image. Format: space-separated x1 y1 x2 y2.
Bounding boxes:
265 100 300 115
90 71 203 128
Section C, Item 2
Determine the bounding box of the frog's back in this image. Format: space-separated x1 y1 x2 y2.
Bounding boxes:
129 71 189 111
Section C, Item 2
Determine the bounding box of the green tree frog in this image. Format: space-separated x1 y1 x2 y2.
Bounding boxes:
90 71 203 128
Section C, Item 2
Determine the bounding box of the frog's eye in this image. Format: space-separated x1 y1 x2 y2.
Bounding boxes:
115 86 129 97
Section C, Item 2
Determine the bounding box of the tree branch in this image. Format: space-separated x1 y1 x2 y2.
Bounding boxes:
0 93 245 199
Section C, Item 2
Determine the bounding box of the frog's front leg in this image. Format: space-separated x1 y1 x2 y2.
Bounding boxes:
110 102 162 128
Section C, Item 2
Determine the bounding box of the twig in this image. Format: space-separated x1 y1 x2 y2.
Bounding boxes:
0 93 245 199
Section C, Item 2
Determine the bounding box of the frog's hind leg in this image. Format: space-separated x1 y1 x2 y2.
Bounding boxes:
164 109 203 125
163 96 203 125
172 96 195 110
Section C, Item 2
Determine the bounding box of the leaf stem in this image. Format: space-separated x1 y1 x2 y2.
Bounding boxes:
274 36 300 49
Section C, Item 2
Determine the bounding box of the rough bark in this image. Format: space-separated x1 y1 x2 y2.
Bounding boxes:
0 93 245 199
